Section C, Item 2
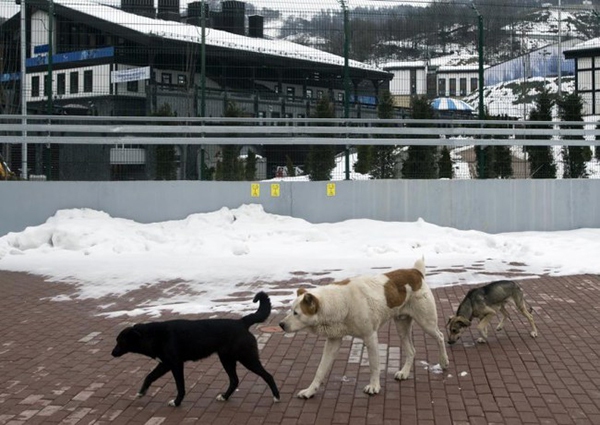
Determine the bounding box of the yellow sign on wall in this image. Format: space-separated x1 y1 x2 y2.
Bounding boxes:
251 183 260 197
271 184 280 197
326 183 336 197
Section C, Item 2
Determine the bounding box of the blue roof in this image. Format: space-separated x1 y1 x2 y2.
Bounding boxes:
432 97 475 112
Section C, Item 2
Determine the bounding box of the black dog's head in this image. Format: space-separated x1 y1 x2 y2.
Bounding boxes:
111 326 142 357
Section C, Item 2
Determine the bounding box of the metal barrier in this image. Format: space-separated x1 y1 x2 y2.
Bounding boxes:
0 115 598 146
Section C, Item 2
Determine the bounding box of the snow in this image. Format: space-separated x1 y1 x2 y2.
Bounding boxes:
1 204 599 318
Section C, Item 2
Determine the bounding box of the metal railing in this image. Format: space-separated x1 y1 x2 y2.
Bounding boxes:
1 115 598 146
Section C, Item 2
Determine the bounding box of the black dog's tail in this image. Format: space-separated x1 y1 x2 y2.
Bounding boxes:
241 291 272 328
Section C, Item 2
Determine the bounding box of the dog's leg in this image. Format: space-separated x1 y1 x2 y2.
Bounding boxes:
394 316 415 380
238 354 281 402
516 299 538 338
363 332 381 395
168 363 186 407
496 305 509 331
297 337 342 399
476 314 495 343
138 362 170 398
216 354 239 402
413 314 449 370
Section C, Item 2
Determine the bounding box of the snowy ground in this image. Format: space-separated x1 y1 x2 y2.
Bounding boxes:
1 204 599 318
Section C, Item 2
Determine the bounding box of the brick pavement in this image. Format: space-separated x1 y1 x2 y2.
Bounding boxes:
0 271 599 424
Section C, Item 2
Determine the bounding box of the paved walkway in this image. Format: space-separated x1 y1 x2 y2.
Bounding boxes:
0 271 599 425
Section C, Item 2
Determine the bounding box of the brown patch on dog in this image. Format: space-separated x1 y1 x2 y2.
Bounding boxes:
297 288 307 296
383 269 424 308
299 293 319 316
334 278 351 286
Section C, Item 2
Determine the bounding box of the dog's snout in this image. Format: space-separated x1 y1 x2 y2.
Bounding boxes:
279 322 285 331
446 340 455 345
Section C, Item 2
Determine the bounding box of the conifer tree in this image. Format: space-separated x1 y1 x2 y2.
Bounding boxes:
526 89 556 178
244 150 257 181
306 96 336 181
217 101 245 181
152 103 177 180
475 113 513 179
370 90 398 179
558 93 589 178
438 146 453 179
402 96 437 179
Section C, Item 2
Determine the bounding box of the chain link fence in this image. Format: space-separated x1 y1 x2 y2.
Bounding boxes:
0 0 599 181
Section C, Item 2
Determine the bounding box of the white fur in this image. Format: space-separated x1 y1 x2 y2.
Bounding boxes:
280 258 449 399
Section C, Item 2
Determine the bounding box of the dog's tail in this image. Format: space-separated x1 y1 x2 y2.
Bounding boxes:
414 256 426 277
241 291 272 328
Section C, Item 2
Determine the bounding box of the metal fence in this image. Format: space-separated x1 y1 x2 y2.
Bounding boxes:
0 115 598 181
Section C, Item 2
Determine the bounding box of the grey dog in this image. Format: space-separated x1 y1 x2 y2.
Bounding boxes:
446 280 538 344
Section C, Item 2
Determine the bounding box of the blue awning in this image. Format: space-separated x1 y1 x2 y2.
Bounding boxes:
432 97 475 112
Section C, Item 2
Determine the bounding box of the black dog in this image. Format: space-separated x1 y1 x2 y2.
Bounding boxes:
111 291 280 407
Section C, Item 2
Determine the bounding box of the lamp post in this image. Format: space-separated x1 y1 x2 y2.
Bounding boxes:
20 0 27 180
46 0 53 114
472 2 485 178
338 0 350 180
199 0 206 179
557 0 562 97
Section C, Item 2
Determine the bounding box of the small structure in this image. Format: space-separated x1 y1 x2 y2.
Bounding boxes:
431 97 475 119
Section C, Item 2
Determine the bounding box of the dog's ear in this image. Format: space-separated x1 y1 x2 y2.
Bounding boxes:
300 293 319 315
446 316 455 327
297 288 307 296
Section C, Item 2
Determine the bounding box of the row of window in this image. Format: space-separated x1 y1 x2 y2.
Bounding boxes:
31 70 93 98
438 77 478 97
278 86 342 102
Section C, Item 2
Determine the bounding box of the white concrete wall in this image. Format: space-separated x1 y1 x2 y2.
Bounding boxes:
1 180 598 236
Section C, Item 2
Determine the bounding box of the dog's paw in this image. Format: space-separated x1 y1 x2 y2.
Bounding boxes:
363 384 380 395
476 337 487 344
273 397 280 403
216 394 227 402
394 370 410 381
135 392 145 398
297 388 315 399
168 400 178 407
530 331 538 338
495 325 504 331
440 357 450 370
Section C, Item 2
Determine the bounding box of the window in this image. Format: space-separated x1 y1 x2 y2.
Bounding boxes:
449 78 456 96
306 88 313 99
438 79 446 96
178 74 187 86
317 90 324 100
286 86 295 101
460 78 467 96
83 70 93 92
338 92 344 102
31 76 40 97
410 69 417 95
470 78 478 93
57 73 66 96
70 72 79 94
127 80 139 92
161 73 172 89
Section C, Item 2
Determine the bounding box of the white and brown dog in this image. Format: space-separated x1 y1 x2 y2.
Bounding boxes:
279 258 449 399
